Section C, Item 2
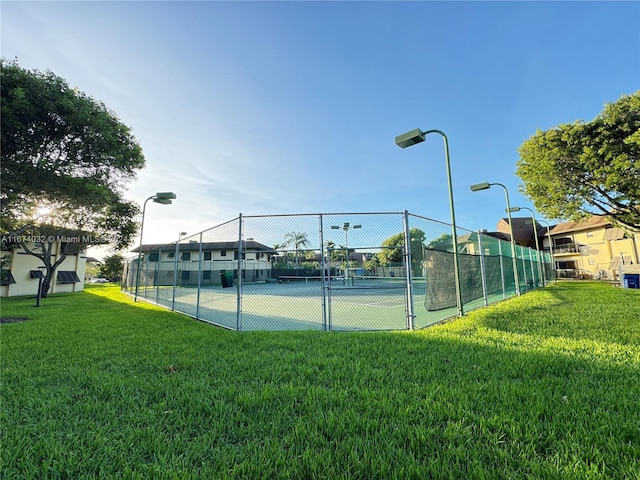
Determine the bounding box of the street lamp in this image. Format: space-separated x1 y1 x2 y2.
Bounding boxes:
134 192 176 302
331 222 361 282
34 265 47 307
395 128 463 316
171 231 187 310
537 218 555 283
507 206 544 286
470 182 520 296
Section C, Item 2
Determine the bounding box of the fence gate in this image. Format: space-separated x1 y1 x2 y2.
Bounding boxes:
325 245 411 331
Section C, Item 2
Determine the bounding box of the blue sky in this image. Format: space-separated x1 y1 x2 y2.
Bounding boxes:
2 1 638 254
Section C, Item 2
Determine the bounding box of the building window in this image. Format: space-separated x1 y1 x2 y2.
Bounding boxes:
181 252 191 261
588 258 596 265
1 270 16 285
167 252 175 258
204 251 212 261
148 252 159 262
203 270 211 280
220 250 227 257
181 270 190 281
554 237 573 246
57 271 80 283
556 261 577 270
586 231 594 238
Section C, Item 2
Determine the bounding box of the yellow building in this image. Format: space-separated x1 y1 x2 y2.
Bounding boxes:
547 216 639 280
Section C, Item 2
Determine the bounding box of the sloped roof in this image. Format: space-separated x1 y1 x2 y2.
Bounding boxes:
132 240 275 254
549 215 612 235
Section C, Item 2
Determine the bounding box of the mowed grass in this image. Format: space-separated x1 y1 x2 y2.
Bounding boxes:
1 282 639 479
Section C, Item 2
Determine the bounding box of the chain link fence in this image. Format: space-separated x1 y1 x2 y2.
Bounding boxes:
122 211 554 331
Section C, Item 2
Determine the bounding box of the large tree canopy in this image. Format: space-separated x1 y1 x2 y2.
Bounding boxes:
516 91 640 232
1 59 146 295
377 228 426 276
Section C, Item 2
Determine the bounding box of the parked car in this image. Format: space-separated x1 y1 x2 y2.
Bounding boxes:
87 277 110 283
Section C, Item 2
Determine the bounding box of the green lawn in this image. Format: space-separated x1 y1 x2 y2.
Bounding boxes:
1 282 639 479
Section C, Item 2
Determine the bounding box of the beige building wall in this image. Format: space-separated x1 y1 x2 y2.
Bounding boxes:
1 243 86 297
550 220 639 280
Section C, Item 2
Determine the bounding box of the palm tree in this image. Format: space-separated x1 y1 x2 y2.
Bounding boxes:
325 240 336 257
284 232 309 273
325 240 336 277
271 243 286 268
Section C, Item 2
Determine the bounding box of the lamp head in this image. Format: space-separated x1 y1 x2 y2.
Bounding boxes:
179 231 187 236
353 224 362 229
153 198 172 205
507 207 521 213
470 182 491 192
331 226 340 230
395 128 425 149
155 192 177 200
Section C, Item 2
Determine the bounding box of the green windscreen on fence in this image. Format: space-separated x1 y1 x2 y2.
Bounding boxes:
423 250 508 310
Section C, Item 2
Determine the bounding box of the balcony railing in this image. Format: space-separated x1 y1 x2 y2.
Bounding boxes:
556 268 592 279
552 243 579 255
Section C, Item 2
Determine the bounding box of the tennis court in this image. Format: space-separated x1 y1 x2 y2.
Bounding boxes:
125 211 553 331
136 275 510 331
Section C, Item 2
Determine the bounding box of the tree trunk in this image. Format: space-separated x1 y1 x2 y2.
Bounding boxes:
40 273 53 298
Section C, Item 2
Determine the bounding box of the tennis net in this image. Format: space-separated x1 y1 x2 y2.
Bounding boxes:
351 275 408 289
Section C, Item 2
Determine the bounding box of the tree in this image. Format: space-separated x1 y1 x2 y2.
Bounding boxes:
284 231 309 272
427 233 453 251
378 232 404 266
363 256 380 274
1 59 145 296
377 228 426 274
324 240 336 258
99 254 125 282
516 91 640 232
84 261 101 280
408 229 426 276
273 243 286 252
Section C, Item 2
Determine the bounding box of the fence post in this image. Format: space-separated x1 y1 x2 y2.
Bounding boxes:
498 240 506 299
196 232 203 320
477 232 488 307
143 255 149 299
519 246 528 292
237 214 243 331
402 211 415 330
528 248 536 288
156 247 162 305
319 214 328 331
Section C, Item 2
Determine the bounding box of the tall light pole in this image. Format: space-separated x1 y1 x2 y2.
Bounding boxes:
395 128 463 316
134 192 176 302
507 206 544 286
537 218 555 283
171 231 187 310
331 222 361 282
470 182 520 296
